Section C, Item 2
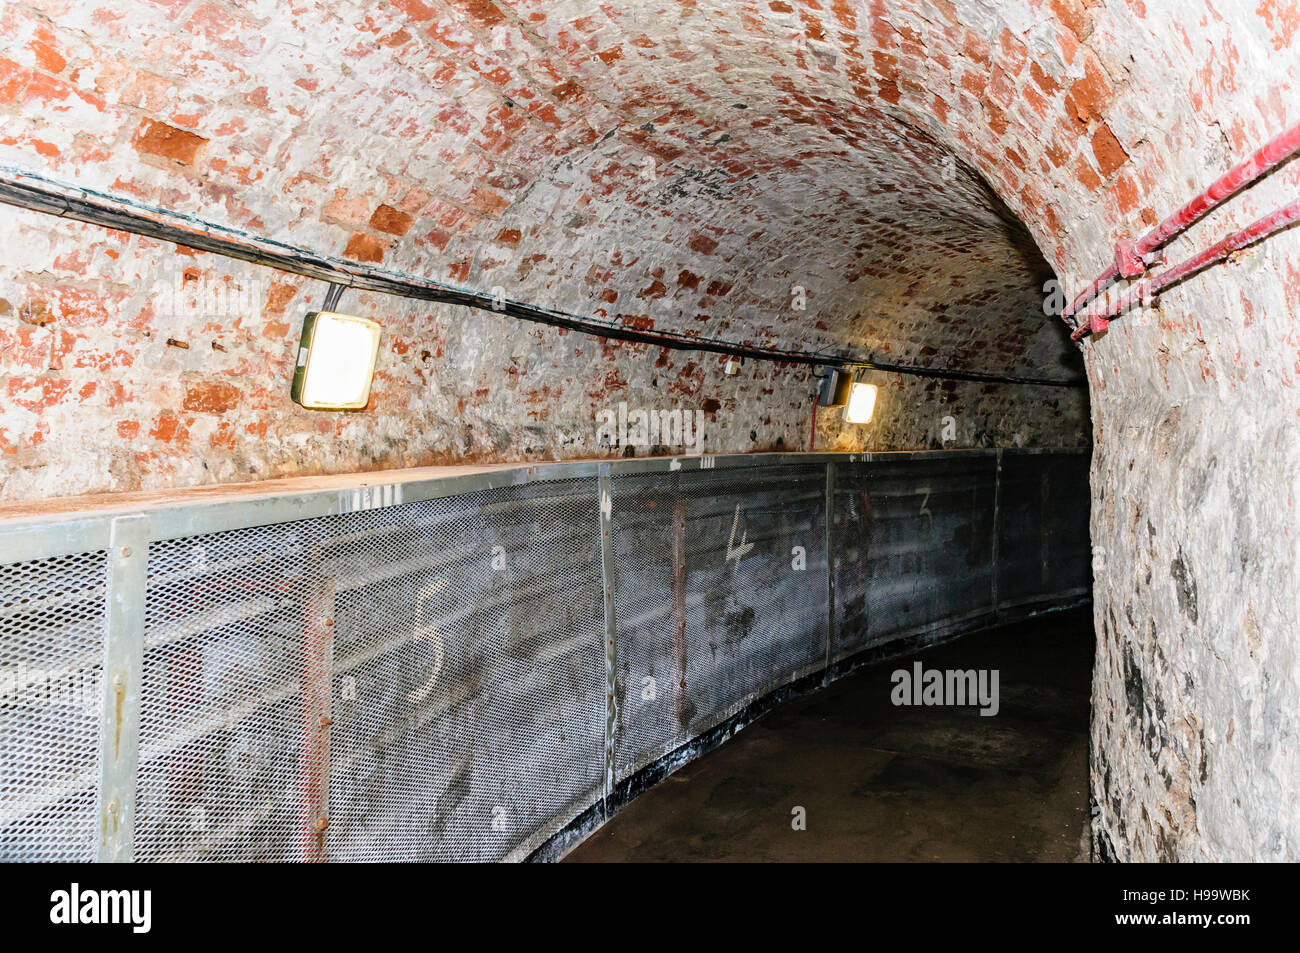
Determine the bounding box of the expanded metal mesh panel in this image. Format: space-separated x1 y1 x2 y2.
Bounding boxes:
138 524 319 862
832 456 997 659
0 550 105 861
327 479 605 862
136 478 605 862
996 453 1091 606
611 465 827 781
832 464 872 657
0 451 1090 862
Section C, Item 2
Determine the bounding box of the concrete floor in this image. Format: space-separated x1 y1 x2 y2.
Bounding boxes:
567 607 1094 862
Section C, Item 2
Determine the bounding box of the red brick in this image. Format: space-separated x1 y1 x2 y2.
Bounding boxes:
132 118 208 167
1050 0 1094 39
1063 55 1112 128
550 80 583 102
7 376 71 413
447 0 507 27
29 26 66 74
1029 60 1060 96
370 204 415 236
183 380 241 414
0 325 50 371
1092 123 1129 177
344 233 388 262
688 233 718 254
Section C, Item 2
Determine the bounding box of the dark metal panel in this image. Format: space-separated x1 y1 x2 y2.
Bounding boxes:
833 455 999 659
610 465 828 782
133 478 605 862
995 452 1091 609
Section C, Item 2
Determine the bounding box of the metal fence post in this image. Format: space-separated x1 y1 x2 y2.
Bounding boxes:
824 461 836 675
991 449 1002 623
97 514 149 862
301 526 334 862
596 465 619 814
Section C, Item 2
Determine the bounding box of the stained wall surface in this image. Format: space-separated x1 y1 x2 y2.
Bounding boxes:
0 0 1089 504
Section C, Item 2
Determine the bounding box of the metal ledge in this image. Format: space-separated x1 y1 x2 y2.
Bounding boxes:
0 449 1088 562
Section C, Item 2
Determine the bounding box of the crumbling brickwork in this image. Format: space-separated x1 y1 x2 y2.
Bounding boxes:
0 0 1088 503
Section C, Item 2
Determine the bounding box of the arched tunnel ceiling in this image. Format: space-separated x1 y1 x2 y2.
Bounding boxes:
0 0 1088 381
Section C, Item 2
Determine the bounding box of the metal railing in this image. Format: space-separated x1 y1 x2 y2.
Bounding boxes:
0 449 1089 862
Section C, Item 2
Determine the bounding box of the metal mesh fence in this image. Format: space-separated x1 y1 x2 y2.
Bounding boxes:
0 451 1088 861
832 455 998 661
610 465 828 782
322 479 605 862
135 478 605 862
138 521 320 862
0 550 105 861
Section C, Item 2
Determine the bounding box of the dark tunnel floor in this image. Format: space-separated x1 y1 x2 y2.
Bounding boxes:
566 606 1095 862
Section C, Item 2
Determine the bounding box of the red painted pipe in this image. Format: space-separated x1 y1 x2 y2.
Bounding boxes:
1061 261 1121 323
1072 197 1300 340
1063 120 1300 323
808 392 819 451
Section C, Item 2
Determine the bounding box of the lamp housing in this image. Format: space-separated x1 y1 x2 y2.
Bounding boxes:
290 311 383 411
844 382 878 424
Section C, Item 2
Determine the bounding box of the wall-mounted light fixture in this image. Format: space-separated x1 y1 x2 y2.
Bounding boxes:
844 381 878 424
291 310 383 410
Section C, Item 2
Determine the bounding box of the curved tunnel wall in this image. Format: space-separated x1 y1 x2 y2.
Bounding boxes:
0 449 1088 861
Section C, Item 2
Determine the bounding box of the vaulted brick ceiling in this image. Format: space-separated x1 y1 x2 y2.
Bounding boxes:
5 0 1293 386
0 0 1115 381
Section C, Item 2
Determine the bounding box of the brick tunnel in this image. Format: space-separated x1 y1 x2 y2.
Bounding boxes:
0 0 1296 868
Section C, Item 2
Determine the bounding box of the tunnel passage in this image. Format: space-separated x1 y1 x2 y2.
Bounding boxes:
567 605 1097 863
0 1 1299 861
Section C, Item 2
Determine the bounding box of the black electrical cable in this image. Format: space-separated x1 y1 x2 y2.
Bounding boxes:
0 166 1085 389
322 283 346 312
